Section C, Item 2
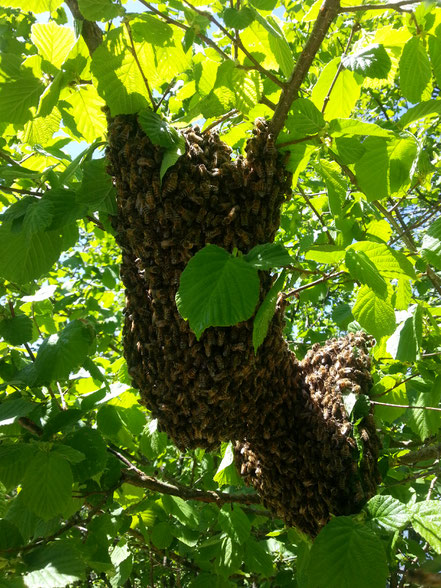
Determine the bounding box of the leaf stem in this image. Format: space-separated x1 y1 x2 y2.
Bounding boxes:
298 184 335 245
339 0 421 13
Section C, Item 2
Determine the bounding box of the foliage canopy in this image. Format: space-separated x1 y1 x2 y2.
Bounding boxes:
0 0 441 586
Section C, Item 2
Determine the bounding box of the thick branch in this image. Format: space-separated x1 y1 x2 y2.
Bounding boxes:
269 0 341 138
65 0 103 54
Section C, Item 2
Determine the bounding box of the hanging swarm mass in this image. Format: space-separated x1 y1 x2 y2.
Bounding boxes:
107 115 293 450
235 332 381 537
107 115 381 535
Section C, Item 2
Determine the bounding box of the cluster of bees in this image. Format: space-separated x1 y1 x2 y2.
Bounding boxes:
107 115 381 535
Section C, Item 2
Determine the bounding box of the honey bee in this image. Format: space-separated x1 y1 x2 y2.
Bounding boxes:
162 171 178 194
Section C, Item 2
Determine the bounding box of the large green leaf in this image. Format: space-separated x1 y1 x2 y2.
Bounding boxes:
176 244 260 339
399 99 441 128
308 517 388 588
348 241 415 280
400 37 431 103
251 11 294 77
77 0 122 21
223 7 255 30
20 451 73 520
407 376 441 441
366 495 410 532
64 428 107 482
161 495 199 530
328 118 393 138
0 397 35 426
388 133 418 195
77 158 117 214
138 109 182 149
318 160 347 217
33 320 96 385
343 44 391 79
388 305 422 362
352 285 396 340
218 505 251 545
0 0 63 11
215 534 243 576
244 243 293 269
286 98 325 138
253 271 286 352
0 443 36 489
429 34 441 88
0 223 63 284
23 540 86 587
151 522 174 549
411 501 441 554
244 539 275 577
31 22 75 70
420 216 441 270
131 15 174 45
354 136 389 202
0 315 33 345
0 75 44 125
312 58 362 119
345 249 388 298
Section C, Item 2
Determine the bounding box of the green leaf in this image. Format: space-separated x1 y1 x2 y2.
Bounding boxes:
160 137 185 182
253 271 286 353
407 376 441 441
286 98 325 138
307 517 388 588
0 75 44 125
138 109 182 149
218 505 251 545
0 0 63 11
64 428 107 482
244 243 293 269
251 12 294 77
0 315 33 345
388 133 418 195
151 522 174 549
215 534 243 576
176 244 260 339
77 158 117 214
0 519 23 550
366 495 410 532
161 495 199 530
342 44 391 79
400 37 431 103
348 241 415 280
0 397 35 426
20 451 73 520
97 404 124 437
305 245 345 264
399 99 441 128
0 224 63 284
328 118 393 138
318 160 347 217
420 216 441 270
31 22 75 70
131 15 174 46
429 34 441 88
0 443 36 489
345 249 388 298
33 320 96 385
23 540 86 587
213 442 241 486
223 7 254 30
77 0 122 21
411 500 441 554
372 376 407 423
244 539 275 577
352 285 396 340
22 199 54 235
312 58 362 120
389 305 423 362
354 136 389 202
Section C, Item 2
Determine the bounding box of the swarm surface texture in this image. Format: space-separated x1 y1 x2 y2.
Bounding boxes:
107 115 381 536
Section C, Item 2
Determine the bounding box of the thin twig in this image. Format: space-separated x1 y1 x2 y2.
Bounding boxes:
155 77 177 112
0 185 42 196
368 89 391 122
426 475 439 500
298 185 335 244
283 271 344 299
277 134 319 148
183 0 285 88
270 0 341 138
371 373 419 398
372 401 441 412
322 22 359 115
124 21 156 110
339 0 421 13
203 109 239 133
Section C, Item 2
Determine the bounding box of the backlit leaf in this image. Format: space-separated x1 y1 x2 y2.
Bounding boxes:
400 37 431 103
352 285 396 340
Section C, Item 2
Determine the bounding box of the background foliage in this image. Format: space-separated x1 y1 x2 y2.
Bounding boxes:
0 0 441 586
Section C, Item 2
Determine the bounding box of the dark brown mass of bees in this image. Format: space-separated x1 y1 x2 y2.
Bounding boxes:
107 115 381 536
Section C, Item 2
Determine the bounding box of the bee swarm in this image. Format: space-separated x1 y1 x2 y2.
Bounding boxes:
107 115 381 536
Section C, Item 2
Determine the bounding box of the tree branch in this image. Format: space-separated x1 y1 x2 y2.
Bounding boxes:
339 0 421 13
283 271 344 299
110 448 261 506
269 0 341 138
64 0 103 54
372 401 441 413
124 22 156 110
